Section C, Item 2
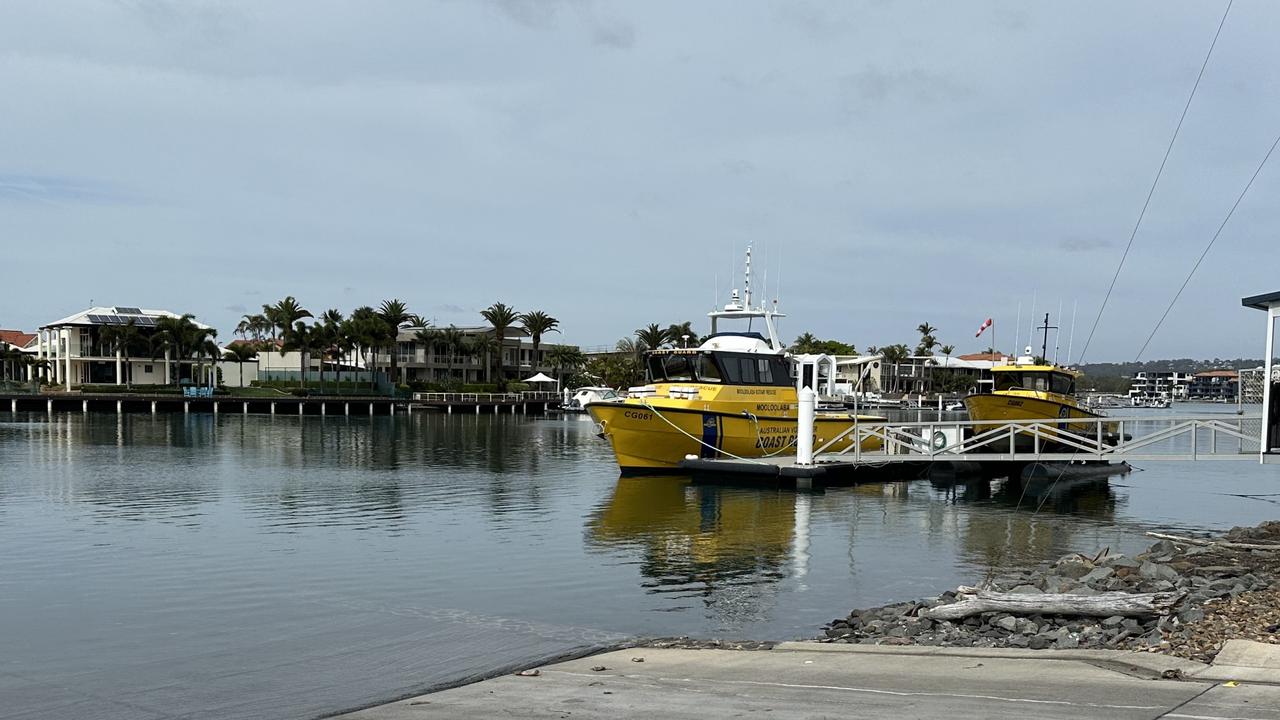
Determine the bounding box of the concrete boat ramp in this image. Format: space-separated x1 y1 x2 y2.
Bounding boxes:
336 641 1280 720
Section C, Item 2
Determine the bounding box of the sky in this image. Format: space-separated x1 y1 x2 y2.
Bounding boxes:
1 0 1277 363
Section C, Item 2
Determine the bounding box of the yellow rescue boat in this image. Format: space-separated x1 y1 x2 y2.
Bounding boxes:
964 355 1118 450
587 259 883 473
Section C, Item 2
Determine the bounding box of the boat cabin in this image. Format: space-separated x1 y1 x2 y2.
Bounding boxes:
645 348 793 387
990 365 1077 397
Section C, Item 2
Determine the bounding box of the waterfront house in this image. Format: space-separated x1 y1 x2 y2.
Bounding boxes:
1186 370 1239 401
1 330 38 383
35 307 214 390
384 326 569 385
1128 371 1193 403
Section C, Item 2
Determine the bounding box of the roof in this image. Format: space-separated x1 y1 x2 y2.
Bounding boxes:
0 330 37 349
1194 369 1239 378
1242 290 1280 311
992 364 1081 377
958 352 1012 362
40 306 211 330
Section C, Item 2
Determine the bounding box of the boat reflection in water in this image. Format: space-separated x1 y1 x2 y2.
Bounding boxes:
586 476 809 622
589 467 1128 617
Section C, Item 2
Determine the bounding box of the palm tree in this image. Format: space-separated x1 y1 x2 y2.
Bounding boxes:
377 299 414 385
99 318 145 387
282 321 314 389
665 321 700 347
547 344 586 388
916 322 937 338
791 332 819 354
466 334 499 385
615 337 643 359
518 310 559 371
438 325 466 384
414 327 440 383
194 332 221 387
346 306 383 391
154 314 205 384
272 297 313 335
480 302 519 388
223 344 258 388
880 343 911 394
634 323 669 353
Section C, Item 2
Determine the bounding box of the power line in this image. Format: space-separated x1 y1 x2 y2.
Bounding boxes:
1134 130 1280 361
1076 0 1233 364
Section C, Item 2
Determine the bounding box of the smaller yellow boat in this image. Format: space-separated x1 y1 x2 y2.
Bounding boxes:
965 351 1118 451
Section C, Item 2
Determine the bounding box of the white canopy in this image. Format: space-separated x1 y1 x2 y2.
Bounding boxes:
523 372 557 384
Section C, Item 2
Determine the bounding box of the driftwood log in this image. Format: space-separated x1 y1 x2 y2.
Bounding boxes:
1145 531 1280 552
919 590 1183 621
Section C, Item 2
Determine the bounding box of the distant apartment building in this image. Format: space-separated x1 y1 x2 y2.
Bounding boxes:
34 306 213 390
1128 371 1193 402
1186 370 1238 401
384 326 568 385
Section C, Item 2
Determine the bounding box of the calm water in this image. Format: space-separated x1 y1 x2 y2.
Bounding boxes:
1 407 1276 719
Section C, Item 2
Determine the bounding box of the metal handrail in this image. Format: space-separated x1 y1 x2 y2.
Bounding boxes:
815 414 1262 462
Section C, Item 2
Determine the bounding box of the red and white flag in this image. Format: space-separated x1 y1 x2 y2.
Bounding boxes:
975 318 993 337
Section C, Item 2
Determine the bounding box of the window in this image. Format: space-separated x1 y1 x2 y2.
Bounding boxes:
646 356 666 382
1050 373 1074 395
994 372 1021 392
662 355 694 382
144 365 153 374
691 354 721 383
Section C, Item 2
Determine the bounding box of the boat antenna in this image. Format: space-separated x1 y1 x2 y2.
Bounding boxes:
1014 301 1021 360
744 243 753 310
1053 298 1063 364
1027 290 1037 349
1037 313 1057 363
1066 299 1078 366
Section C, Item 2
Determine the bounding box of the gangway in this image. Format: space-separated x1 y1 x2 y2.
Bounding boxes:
822 413 1263 464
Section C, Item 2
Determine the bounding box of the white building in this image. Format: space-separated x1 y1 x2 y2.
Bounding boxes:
1128 371 1193 402
35 306 214 390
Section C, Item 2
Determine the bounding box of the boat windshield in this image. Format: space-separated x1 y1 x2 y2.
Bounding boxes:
994 371 1075 395
646 352 787 386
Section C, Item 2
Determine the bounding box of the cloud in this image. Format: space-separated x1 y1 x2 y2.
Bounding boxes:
224 304 247 314
1058 237 1113 253
840 66 970 105
112 0 246 44
0 174 135 205
591 18 635 49
435 303 471 314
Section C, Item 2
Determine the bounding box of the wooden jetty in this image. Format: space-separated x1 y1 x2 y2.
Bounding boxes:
0 390 561 417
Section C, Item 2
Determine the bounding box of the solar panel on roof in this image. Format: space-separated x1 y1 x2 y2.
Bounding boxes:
87 314 105 323
136 317 156 326
114 307 143 315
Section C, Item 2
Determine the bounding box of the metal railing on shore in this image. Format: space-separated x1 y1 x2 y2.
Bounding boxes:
411 391 561 403
814 413 1264 463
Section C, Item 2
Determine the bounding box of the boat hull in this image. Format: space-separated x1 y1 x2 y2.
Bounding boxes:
964 394 1116 451
586 402 884 472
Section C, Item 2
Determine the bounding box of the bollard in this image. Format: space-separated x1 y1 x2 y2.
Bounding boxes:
321 403 326 416
270 402 276 415
243 402 248 415
47 399 53 414
117 400 122 414
797 386 816 466
83 400 89 413
345 402 350 416
151 401 157 414
298 403 303 416
213 402 219 414
369 403 374 416
184 402 190 414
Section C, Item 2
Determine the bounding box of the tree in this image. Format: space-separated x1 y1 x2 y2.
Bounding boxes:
915 322 940 357
438 325 466 385
791 333 855 356
547 344 586 388
346 306 383 391
413 327 440 383
480 302 519 388
223 344 258 388
318 309 346 386
282 321 315 389
615 337 643 359
377 299 414 385
99 318 146 388
270 297 312 338
634 323 670 352
665 321 700 347
880 343 912 394
466 334 499 384
154 314 209 384
519 310 560 370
